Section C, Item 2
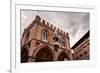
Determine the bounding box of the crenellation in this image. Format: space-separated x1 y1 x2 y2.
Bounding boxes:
24 28 27 32
22 28 27 37
57 28 60 33
62 31 65 35
42 19 45 25
61 30 63 34
47 22 49 27
53 26 56 31
64 32 65 36
35 15 41 22
50 24 53 30
65 33 69 38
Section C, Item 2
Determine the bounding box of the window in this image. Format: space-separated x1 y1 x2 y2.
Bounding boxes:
42 30 48 42
62 37 65 47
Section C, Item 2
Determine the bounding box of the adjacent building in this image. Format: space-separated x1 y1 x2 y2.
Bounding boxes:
71 31 90 60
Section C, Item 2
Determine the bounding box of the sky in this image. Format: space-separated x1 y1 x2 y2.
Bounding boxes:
21 10 89 47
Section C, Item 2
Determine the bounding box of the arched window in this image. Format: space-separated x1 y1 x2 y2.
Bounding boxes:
62 37 65 47
42 30 48 42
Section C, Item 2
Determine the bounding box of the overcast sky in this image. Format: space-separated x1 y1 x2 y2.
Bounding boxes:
21 10 89 47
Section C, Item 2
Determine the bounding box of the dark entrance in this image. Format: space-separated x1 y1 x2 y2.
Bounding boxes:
58 52 69 61
35 47 53 62
21 48 28 63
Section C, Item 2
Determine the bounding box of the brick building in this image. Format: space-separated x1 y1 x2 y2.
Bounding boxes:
21 15 73 63
71 31 90 60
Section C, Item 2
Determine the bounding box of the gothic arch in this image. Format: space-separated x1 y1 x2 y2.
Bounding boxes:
33 44 55 62
58 51 69 61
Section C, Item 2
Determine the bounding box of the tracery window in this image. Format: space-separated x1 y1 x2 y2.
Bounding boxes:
42 30 48 42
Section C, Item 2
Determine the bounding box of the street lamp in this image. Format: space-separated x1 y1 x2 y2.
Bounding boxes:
53 30 59 51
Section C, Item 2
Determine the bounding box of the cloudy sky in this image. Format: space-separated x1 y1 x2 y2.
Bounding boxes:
21 10 89 47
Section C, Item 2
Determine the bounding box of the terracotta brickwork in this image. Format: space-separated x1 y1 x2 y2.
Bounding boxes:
21 15 73 63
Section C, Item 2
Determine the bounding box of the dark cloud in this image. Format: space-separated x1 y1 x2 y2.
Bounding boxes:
67 20 79 36
21 10 89 47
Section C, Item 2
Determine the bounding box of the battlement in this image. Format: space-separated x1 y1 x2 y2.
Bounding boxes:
23 15 69 38
35 15 41 22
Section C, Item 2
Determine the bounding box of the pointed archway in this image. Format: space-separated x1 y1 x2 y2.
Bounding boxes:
58 51 69 61
34 46 54 62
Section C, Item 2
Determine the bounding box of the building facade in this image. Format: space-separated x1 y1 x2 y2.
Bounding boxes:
71 31 90 60
21 15 73 63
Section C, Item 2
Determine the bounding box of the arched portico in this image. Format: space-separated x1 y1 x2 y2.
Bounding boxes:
33 44 55 62
58 51 69 61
